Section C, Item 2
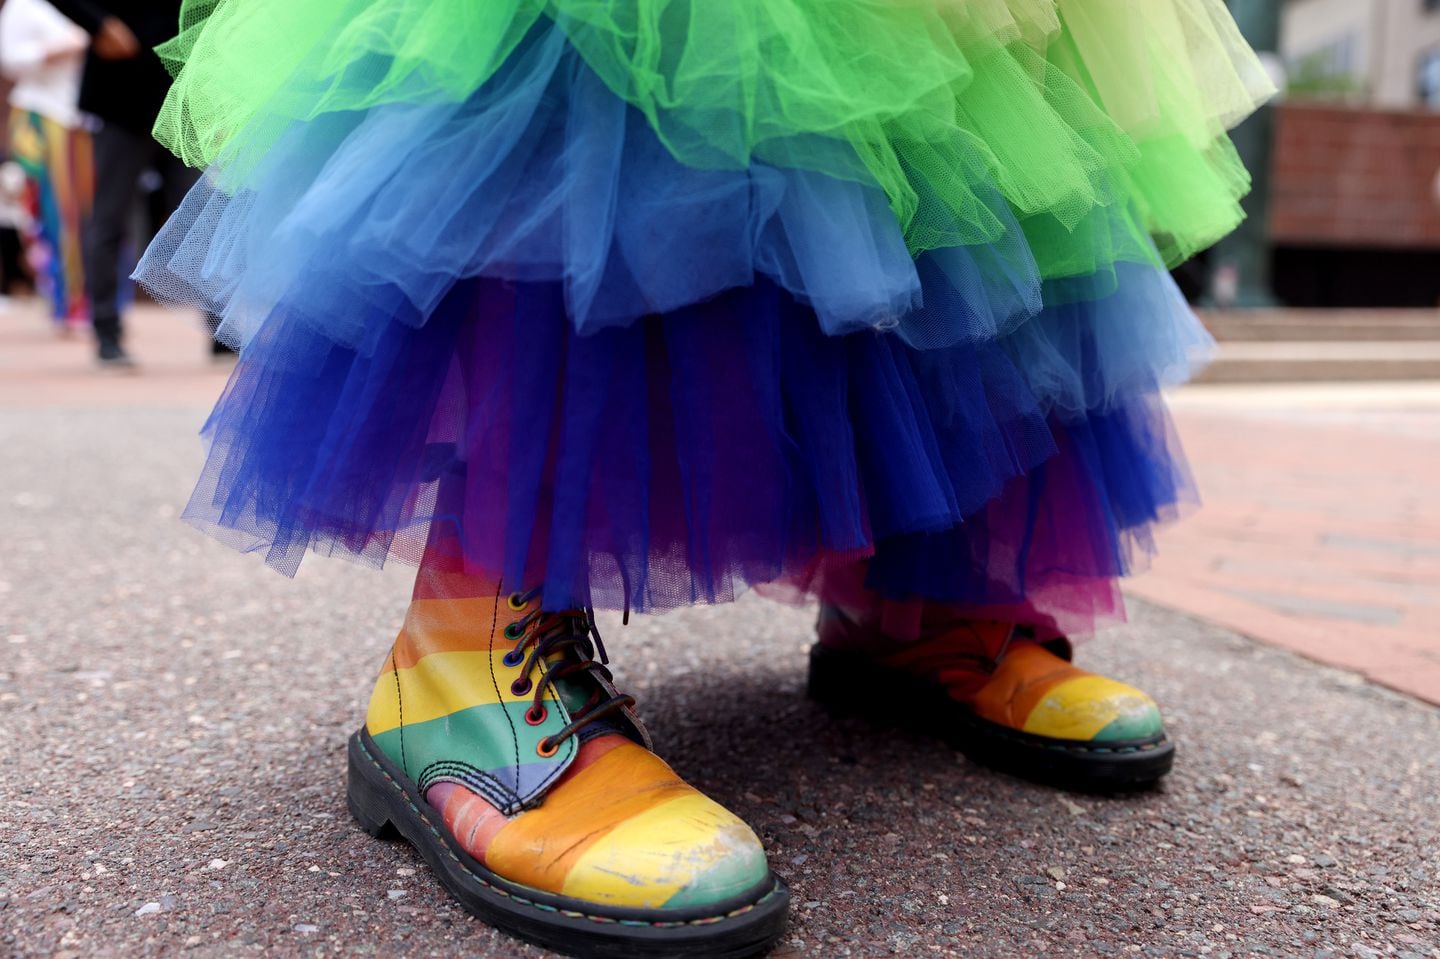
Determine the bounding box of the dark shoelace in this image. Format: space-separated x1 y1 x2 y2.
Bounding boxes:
504 589 636 756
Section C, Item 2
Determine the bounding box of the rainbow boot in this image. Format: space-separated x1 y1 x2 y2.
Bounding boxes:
347 566 789 957
808 605 1174 790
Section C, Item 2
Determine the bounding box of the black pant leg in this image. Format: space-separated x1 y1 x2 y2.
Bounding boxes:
86 122 150 344
156 149 201 218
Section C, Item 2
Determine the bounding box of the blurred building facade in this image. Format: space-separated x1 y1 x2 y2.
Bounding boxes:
1282 0 1440 108
1266 0 1440 306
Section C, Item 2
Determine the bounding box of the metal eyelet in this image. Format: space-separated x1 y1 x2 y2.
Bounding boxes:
536 737 559 758
525 705 548 726
506 592 529 612
511 677 532 696
503 621 523 641
502 650 523 668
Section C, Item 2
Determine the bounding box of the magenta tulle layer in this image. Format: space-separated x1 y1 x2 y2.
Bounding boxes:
183 271 1194 628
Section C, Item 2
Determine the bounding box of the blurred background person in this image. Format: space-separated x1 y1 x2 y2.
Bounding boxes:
0 159 35 303
0 0 92 334
44 0 199 368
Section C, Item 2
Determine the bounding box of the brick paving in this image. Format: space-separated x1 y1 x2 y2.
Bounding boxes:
1132 383 1440 705
4 299 1438 704
0 300 228 408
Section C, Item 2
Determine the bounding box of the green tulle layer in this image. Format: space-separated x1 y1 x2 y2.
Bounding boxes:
156 0 1272 276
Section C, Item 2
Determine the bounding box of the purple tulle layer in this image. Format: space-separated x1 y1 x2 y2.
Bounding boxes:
184 273 1194 617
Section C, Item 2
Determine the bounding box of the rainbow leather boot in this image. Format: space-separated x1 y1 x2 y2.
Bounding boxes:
347 571 789 957
808 605 1174 790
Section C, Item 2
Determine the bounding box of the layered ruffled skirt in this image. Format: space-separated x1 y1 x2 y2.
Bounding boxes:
138 0 1272 628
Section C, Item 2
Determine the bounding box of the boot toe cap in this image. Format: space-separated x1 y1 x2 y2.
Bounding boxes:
558 794 771 911
1021 675 1165 743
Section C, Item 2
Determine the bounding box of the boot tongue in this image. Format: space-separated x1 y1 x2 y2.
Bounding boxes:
540 614 641 744
552 668 592 717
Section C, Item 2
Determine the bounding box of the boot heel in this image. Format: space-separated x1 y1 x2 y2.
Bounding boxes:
347 734 398 840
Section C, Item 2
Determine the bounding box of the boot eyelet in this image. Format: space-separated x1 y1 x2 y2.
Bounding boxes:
503 622 523 641
525 705 548 726
536 737 559 758
506 593 529 612
511 678 532 696
502 650 523 668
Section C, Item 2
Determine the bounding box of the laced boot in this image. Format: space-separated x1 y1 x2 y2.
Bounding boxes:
347 568 789 957
808 604 1173 791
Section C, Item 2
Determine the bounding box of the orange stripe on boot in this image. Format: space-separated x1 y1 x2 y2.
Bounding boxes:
387 598 506 671
967 644 1081 729
428 734 635 865
482 741 696 895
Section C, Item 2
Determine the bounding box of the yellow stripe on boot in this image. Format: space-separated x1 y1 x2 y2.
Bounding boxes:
367 648 535 736
1020 675 1161 742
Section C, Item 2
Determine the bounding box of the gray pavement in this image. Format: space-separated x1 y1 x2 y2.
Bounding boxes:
3 408 1439 959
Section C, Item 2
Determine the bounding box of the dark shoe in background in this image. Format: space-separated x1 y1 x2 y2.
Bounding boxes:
210 336 238 361
206 311 237 362
94 313 136 370
96 334 137 370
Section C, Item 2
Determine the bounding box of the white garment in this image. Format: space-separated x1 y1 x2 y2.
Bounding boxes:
0 162 33 230
0 0 88 129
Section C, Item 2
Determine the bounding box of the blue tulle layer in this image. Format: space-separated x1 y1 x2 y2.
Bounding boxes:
181 270 1197 613
134 23 1167 354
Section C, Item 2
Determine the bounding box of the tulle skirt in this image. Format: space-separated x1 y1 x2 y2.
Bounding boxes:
137 0 1270 627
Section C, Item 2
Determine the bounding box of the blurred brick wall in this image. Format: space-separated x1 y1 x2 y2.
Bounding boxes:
1269 103 1440 249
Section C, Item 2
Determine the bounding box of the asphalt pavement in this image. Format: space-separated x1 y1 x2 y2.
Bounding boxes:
3 406 1439 959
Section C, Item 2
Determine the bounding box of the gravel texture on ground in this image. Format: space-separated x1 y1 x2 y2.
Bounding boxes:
3 408 1438 959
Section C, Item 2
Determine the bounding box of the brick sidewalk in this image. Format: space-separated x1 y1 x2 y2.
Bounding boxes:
4 300 1437 703
1131 384 1440 705
0 300 228 408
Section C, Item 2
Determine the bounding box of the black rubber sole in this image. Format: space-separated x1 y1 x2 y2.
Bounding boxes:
807 644 1175 792
346 730 790 958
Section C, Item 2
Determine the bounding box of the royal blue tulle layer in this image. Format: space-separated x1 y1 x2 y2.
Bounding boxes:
135 23 1177 354
182 271 1197 614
